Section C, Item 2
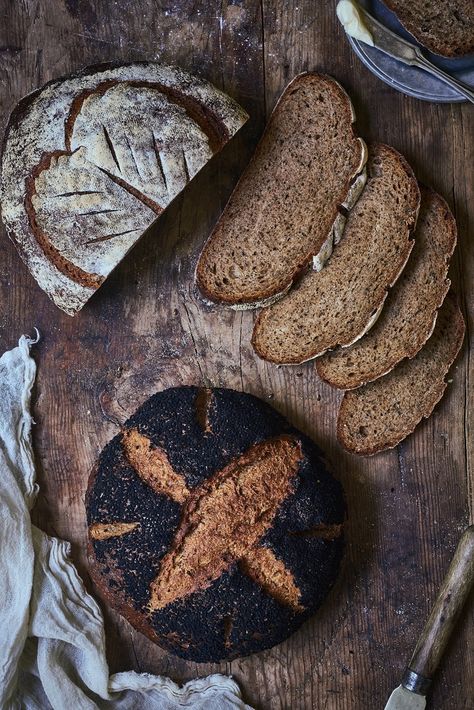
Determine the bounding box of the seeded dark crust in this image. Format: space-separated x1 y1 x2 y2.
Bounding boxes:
86 387 345 662
382 0 474 57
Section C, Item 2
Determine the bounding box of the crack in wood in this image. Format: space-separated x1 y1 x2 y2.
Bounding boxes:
181 296 207 384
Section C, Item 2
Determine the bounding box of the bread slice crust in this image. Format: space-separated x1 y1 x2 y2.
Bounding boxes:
196 72 367 308
337 294 465 456
382 0 474 57
316 185 457 389
252 143 420 365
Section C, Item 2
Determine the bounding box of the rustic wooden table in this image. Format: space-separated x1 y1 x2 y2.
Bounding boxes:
1 1 473 708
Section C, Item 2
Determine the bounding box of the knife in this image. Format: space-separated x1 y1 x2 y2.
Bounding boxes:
385 525 474 709
337 1 474 105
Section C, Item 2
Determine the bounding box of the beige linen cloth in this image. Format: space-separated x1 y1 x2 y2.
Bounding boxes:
0 334 251 710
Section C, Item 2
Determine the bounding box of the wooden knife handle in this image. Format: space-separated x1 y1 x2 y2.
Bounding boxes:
403 525 474 693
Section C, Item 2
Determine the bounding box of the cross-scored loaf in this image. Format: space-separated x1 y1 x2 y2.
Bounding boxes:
316 186 456 389
337 294 465 456
1 62 248 314
196 72 367 308
252 144 420 364
86 386 345 662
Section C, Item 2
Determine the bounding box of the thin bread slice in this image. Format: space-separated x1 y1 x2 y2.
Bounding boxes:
196 73 367 308
316 186 457 389
252 144 420 364
337 294 465 456
383 0 474 57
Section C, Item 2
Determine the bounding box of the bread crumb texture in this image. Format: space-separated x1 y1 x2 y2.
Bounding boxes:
317 186 456 388
252 143 420 364
337 294 465 455
382 0 474 57
196 73 366 306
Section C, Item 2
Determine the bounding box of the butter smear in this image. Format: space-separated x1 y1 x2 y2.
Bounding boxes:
336 0 374 46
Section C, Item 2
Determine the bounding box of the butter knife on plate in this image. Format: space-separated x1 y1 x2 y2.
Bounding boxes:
337 0 474 104
385 525 474 710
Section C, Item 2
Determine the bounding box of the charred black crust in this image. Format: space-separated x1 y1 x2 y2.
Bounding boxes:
86 386 346 662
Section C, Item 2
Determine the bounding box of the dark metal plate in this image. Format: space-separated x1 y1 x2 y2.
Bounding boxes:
346 0 474 103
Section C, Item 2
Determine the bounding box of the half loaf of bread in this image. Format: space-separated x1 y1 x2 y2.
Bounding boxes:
337 294 465 456
252 144 420 364
383 0 474 57
196 72 367 308
316 186 456 389
0 62 248 315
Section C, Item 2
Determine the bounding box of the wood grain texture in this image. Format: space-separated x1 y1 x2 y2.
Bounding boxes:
0 1 472 708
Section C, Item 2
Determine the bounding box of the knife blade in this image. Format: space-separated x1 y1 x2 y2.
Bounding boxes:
336 1 474 104
352 4 427 67
383 526 474 710
385 684 426 710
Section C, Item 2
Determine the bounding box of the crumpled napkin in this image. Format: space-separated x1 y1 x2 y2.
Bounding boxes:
0 334 251 710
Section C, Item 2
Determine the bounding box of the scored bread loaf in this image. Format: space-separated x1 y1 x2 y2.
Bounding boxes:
316 186 456 389
252 143 420 364
337 294 465 456
0 62 248 315
196 72 368 308
383 0 474 57
86 386 345 662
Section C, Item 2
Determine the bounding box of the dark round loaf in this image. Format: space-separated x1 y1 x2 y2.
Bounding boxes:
86 386 346 662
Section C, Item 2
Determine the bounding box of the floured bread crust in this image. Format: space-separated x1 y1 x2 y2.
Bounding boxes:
1 62 248 315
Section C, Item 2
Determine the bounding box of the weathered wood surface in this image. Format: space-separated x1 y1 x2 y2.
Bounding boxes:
0 1 473 708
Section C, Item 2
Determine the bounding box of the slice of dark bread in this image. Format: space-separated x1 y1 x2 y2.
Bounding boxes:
252 144 420 364
337 294 465 456
86 386 345 662
316 186 456 389
196 73 367 308
383 0 474 57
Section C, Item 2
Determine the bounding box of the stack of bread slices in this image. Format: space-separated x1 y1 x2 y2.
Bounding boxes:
197 73 465 456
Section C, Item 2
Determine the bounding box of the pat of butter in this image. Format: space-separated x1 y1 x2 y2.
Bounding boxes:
336 0 374 46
